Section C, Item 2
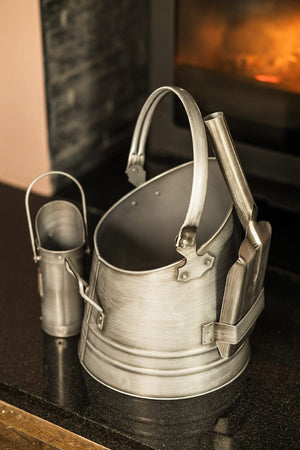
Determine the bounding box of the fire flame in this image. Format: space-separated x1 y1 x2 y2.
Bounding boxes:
176 5 300 93
254 75 281 84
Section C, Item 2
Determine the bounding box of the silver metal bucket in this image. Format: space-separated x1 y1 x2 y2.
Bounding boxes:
66 86 271 399
26 171 89 337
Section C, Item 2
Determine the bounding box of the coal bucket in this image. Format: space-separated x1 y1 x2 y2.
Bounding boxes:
26 171 89 337
66 86 271 399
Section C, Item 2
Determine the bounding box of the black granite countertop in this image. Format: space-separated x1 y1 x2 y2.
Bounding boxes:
0 180 299 449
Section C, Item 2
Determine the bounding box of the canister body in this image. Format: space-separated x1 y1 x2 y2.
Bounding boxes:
36 200 86 337
26 172 89 338
38 247 84 337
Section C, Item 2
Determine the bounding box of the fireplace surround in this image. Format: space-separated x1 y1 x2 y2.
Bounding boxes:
149 0 300 211
40 0 299 211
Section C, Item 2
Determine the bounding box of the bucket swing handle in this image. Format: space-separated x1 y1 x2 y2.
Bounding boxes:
203 112 272 358
25 171 89 263
126 86 213 282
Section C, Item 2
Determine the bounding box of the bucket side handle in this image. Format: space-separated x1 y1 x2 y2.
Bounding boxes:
126 86 212 281
25 171 89 263
65 257 105 330
203 112 272 358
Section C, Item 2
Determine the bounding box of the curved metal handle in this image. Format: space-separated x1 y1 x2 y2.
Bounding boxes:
25 171 89 262
204 112 257 231
126 86 209 258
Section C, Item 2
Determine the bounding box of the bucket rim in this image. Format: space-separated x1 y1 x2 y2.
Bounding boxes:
35 199 86 253
37 242 87 255
93 158 234 275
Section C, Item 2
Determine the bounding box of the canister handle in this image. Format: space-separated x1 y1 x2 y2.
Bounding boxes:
25 171 89 263
126 86 209 270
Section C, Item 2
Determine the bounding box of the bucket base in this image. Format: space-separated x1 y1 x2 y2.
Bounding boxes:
79 336 251 400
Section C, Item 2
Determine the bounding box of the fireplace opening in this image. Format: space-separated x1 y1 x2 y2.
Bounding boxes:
174 0 300 155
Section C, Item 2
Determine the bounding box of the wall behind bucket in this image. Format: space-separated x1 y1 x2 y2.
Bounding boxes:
0 0 51 195
40 0 149 190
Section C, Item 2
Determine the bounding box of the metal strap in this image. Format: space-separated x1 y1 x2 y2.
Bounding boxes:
202 289 264 347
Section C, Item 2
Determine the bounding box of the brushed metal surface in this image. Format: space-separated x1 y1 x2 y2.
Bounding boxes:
74 88 270 399
25 171 88 337
78 167 245 396
36 201 86 337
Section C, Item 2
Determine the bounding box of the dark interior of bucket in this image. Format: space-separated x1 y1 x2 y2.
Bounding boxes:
96 160 233 271
36 201 85 251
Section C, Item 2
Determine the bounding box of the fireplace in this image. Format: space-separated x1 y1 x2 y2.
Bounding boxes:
149 0 300 210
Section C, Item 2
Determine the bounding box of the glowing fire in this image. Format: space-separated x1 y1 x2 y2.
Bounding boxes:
176 5 300 93
254 75 281 84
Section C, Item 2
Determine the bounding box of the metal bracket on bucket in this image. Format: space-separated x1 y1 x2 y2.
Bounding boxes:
177 252 215 282
175 226 215 282
125 154 146 187
65 257 105 330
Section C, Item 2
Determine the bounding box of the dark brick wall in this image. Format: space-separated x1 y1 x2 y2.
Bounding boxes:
40 0 149 186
